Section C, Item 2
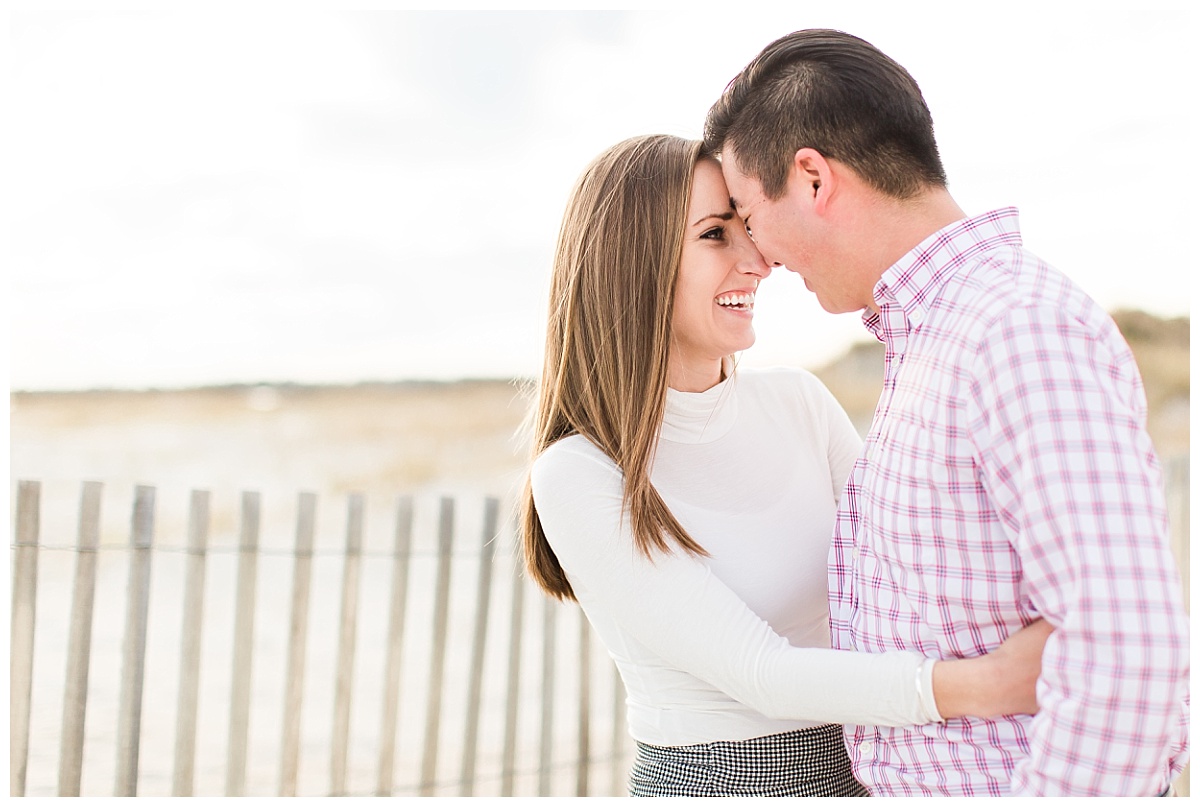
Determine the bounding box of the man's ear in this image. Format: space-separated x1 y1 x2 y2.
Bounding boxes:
792 148 834 215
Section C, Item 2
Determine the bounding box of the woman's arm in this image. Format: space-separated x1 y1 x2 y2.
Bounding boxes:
531 438 1027 728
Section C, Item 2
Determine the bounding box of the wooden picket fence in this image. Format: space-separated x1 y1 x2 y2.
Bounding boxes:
10 455 1191 796
9 482 631 797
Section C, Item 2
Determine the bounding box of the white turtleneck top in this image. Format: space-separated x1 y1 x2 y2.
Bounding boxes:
530 367 939 746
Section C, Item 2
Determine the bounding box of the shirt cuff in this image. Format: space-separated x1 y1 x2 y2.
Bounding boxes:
918 657 945 724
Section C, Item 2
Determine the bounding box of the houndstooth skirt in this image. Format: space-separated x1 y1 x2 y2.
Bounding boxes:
628 723 869 797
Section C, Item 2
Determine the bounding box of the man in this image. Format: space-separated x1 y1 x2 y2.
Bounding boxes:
704 29 1189 796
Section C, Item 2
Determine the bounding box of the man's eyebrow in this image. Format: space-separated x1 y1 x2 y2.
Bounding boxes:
729 196 740 211
690 210 735 227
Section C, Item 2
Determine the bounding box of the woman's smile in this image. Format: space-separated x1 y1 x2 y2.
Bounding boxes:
715 289 756 314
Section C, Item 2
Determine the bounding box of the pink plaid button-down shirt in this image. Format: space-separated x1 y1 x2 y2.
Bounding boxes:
828 208 1189 796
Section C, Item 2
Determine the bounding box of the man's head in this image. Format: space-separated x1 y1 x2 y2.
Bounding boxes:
704 29 952 314
704 28 945 201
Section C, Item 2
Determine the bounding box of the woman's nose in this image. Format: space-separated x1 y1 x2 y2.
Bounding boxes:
739 246 772 279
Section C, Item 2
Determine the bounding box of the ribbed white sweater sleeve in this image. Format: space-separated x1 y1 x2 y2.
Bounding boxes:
531 438 936 731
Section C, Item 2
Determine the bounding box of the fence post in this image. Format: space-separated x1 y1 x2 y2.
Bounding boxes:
172 489 210 796
576 607 591 796
226 491 260 796
11 480 40 797
59 481 103 796
1165 454 1191 798
279 492 317 797
611 665 626 796
419 497 456 796
330 494 365 796
458 497 499 795
1166 454 1190 613
538 596 557 796
376 495 414 796
115 485 155 796
500 549 525 797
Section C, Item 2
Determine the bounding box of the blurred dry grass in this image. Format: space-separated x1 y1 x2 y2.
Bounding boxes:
1110 309 1190 459
11 380 536 501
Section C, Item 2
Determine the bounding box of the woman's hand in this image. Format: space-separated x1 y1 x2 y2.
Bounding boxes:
982 617 1054 714
931 618 1054 720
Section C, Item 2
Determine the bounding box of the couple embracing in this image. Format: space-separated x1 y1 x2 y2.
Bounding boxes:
521 29 1189 797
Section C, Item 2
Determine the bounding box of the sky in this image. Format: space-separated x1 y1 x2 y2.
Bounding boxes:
8 3 1197 390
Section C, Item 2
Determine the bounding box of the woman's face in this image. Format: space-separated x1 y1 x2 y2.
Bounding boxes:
669 159 771 391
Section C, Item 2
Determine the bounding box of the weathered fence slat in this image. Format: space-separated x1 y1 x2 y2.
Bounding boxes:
330 494 365 796
172 489 210 796
577 606 591 796
376 495 414 796
279 491 317 797
538 596 557 796
1167 455 1190 613
58 481 103 796
500 551 525 797
612 665 626 795
458 497 500 796
11 480 41 797
419 497 456 796
115 485 155 796
225 491 260 796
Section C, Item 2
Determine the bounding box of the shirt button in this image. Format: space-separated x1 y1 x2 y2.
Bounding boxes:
859 740 875 757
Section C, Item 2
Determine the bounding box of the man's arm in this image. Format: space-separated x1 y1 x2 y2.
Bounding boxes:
967 302 1189 795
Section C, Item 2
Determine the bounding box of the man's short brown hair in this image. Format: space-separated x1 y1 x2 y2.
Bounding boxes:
705 29 947 200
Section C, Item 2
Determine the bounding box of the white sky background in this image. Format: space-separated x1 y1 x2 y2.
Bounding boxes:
8 4 1197 390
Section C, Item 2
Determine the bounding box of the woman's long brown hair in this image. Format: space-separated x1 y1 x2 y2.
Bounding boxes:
521 135 709 602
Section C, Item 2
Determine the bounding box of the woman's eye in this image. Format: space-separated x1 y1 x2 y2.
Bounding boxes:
700 226 725 240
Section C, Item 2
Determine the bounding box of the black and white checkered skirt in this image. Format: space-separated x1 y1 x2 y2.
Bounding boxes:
628 723 869 797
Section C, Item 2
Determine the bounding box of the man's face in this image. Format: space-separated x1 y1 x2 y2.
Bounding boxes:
721 147 862 315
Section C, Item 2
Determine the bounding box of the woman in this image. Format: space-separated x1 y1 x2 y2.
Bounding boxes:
521 135 1049 797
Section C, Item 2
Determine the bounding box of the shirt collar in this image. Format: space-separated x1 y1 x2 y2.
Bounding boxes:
863 207 1025 341
660 358 739 444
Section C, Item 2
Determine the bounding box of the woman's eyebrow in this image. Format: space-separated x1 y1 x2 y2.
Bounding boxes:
690 210 735 227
